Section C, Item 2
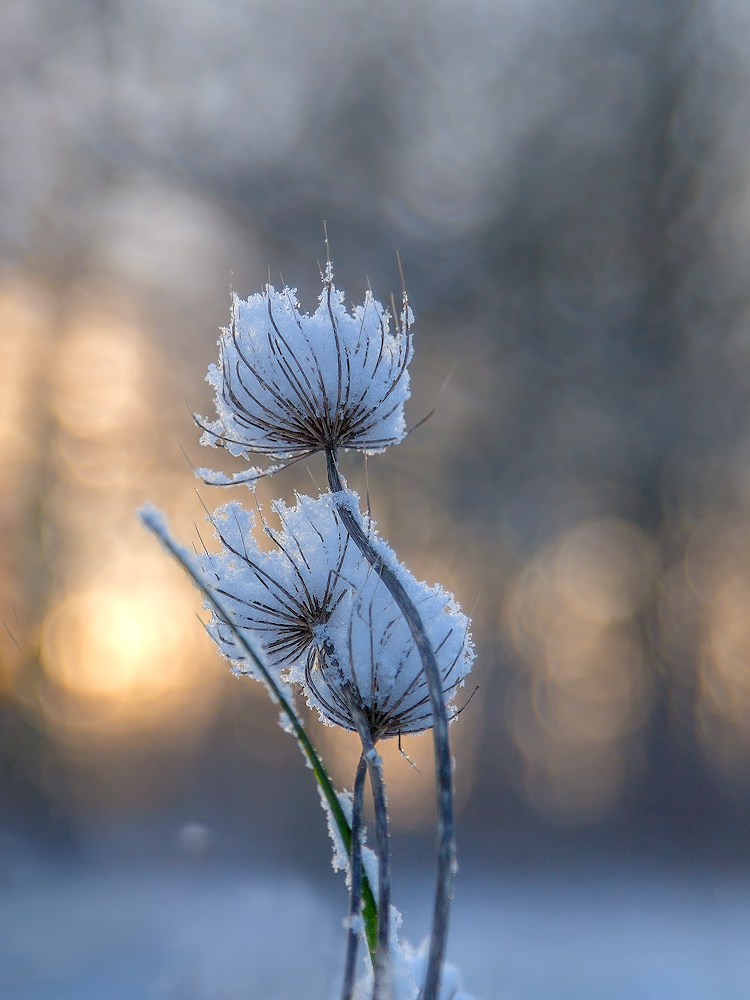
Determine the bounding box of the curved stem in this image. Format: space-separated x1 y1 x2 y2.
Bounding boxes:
141 507 379 961
342 753 368 1000
326 448 453 1000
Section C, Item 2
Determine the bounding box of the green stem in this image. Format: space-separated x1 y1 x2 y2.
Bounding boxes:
141 508 378 961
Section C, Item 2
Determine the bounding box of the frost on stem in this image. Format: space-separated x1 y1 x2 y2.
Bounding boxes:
196 265 413 486
354 932 476 1000
197 492 474 739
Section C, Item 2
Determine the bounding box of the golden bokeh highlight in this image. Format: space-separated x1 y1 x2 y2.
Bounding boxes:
554 518 658 624
504 518 656 822
0 281 49 464
20 291 226 740
50 311 149 440
9 263 749 829
702 575 750 729
54 431 152 491
39 554 222 736
683 519 750 776
0 276 54 691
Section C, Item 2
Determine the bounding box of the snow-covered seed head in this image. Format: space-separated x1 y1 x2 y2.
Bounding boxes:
196 266 413 485
197 494 356 684
198 492 473 740
305 569 473 742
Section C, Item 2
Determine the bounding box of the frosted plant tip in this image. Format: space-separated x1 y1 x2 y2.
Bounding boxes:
195 270 414 482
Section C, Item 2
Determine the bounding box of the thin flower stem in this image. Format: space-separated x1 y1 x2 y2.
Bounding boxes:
326 448 453 1000
341 753 368 1000
140 508 379 962
347 696 392 1000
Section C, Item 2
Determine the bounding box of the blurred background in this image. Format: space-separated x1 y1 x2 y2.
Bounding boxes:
3 0 750 996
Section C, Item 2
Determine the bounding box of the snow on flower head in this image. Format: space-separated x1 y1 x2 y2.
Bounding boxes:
306 567 472 741
196 265 413 485
199 492 473 740
197 493 355 683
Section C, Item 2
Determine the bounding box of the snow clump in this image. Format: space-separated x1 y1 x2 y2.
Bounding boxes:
198 492 473 738
196 265 413 486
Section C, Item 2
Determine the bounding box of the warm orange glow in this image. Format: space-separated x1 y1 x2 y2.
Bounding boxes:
0 281 50 465
679 519 750 773
40 555 220 733
702 575 750 728
316 712 476 831
503 518 654 821
318 725 435 829
54 431 153 491
27 293 227 738
51 312 148 440
44 589 180 698
0 277 54 691
554 518 658 624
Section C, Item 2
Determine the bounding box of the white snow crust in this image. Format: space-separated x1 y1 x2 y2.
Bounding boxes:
198 491 474 738
197 269 414 480
352 914 473 1000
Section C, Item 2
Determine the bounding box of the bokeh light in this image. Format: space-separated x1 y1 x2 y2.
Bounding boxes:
2 0 750 875
504 518 655 822
0 277 54 692
39 556 220 735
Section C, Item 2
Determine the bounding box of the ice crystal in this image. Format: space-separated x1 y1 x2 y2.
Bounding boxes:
196 266 413 486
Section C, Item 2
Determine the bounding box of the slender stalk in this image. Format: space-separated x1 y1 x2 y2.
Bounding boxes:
326 448 453 1000
140 508 379 961
347 695 392 1000
342 753 368 1000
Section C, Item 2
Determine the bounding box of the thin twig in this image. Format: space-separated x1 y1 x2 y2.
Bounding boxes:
342 753 368 1000
326 448 454 1000
348 695 392 1000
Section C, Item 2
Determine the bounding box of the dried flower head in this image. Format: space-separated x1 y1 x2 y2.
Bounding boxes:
196 266 413 486
307 574 472 741
199 492 473 739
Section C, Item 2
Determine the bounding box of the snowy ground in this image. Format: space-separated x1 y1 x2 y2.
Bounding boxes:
1 860 750 999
